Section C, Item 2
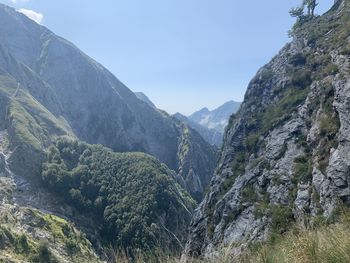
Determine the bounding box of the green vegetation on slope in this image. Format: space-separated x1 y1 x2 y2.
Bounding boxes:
0 74 72 150
42 137 195 253
0 73 74 177
0 207 99 263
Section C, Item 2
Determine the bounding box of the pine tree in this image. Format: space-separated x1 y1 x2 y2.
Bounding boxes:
304 0 318 17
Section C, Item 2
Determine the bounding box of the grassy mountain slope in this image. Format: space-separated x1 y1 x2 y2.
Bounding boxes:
0 72 74 177
0 207 100 263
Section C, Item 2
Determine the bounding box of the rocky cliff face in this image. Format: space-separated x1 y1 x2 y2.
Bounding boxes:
174 121 217 201
184 0 350 258
0 3 216 199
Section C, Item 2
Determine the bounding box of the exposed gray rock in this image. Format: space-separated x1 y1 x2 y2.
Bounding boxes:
184 1 350 258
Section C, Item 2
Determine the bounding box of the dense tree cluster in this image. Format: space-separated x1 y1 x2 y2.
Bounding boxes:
42 138 195 251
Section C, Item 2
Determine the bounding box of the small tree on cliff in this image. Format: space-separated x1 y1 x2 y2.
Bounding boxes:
289 0 318 36
304 0 318 17
290 0 318 20
289 5 305 20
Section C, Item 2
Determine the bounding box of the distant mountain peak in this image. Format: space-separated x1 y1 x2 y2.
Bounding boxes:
174 101 241 146
217 100 239 108
188 100 241 133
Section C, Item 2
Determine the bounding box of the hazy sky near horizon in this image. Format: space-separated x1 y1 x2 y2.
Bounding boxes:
3 0 334 115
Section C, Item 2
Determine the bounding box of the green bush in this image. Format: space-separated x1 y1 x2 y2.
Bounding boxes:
241 185 258 204
270 205 294 235
221 176 237 195
294 155 312 183
319 114 340 137
34 240 58 263
261 87 309 134
3 227 14 244
245 134 260 153
231 151 246 176
288 53 306 66
254 201 270 219
340 43 350 55
323 63 339 76
65 238 79 254
290 70 312 88
216 151 247 198
16 233 29 252
260 69 274 82
0 229 6 248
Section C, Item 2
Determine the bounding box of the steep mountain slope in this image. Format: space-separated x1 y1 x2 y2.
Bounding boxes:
174 113 223 147
42 137 195 252
174 121 218 201
134 92 156 108
189 101 241 133
0 134 101 262
0 2 217 260
0 3 216 199
184 0 350 258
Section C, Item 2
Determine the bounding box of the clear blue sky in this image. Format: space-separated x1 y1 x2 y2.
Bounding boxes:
3 0 334 115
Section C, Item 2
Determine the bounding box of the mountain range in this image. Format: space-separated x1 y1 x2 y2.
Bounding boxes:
0 3 215 261
189 101 241 132
174 101 241 146
0 0 350 262
135 92 241 147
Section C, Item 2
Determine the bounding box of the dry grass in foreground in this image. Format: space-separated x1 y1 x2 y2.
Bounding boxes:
111 211 350 263
240 221 350 263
